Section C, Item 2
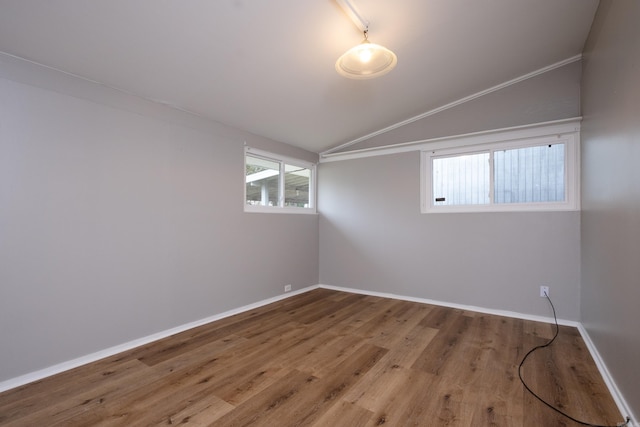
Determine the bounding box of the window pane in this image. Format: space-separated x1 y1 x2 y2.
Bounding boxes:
245 155 279 206
433 153 490 205
284 164 311 208
494 144 565 204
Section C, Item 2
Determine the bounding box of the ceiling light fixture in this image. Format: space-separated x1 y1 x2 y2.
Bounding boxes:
335 0 397 79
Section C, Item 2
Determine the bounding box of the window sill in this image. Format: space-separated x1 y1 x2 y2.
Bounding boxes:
422 202 579 214
244 206 317 215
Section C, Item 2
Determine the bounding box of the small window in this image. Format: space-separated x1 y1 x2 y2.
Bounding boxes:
245 148 316 213
422 135 578 213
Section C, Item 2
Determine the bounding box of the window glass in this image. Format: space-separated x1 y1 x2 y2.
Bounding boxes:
284 164 311 208
246 155 279 206
494 144 565 204
422 132 578 214
433 152 490 206
244 149 316 213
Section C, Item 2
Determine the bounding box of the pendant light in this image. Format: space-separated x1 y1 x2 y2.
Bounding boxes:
335 0 397 79
335 28 397 79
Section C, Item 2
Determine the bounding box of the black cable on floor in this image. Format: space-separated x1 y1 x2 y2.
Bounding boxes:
517 292 631 427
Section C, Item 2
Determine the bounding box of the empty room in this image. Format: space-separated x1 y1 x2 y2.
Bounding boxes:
0 1 638 426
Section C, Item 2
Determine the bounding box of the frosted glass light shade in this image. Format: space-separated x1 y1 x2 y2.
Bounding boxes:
336 39 397 79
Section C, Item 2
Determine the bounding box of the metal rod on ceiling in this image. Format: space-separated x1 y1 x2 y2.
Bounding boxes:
335 0 369 32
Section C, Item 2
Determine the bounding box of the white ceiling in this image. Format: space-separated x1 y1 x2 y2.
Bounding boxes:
0 0 599 153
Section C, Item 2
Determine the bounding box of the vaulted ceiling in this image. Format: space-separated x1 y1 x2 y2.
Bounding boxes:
0 0 599 153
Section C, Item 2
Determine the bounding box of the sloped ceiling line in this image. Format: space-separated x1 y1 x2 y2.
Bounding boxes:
320 54 583 156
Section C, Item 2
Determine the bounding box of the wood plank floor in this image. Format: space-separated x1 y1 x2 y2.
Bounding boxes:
0 289 624 426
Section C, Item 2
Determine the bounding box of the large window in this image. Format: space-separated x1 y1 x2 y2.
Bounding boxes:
245 148 316 213
422 134 579 213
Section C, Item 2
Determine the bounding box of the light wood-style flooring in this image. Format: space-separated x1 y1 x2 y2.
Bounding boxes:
0 289 624 426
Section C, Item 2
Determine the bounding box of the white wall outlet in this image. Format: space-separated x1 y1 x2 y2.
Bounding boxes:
284 284 292 292
540 286 550 297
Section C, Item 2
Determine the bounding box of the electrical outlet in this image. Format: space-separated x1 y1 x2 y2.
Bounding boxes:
540 286 549 298
284 284 292 292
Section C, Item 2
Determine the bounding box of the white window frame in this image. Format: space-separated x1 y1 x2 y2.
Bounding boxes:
244 147 317 214
421 131 580 214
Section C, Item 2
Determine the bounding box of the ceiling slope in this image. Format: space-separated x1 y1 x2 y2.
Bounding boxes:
0 0 599 153
327 58 583 154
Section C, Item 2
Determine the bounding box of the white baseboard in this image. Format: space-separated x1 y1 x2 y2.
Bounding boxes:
1 283 635 427
317 284 579 326
0 285 319 394
577 324 637 427
318 284 636 427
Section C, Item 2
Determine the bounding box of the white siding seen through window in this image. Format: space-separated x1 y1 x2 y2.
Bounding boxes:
422 130 579 213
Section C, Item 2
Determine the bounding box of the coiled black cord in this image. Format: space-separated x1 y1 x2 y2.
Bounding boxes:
518 292 631 427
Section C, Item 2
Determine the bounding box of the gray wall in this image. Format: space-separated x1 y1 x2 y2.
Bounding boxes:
318 151 581 319
0 54 319 382
332 60 582 153
581 0 640 418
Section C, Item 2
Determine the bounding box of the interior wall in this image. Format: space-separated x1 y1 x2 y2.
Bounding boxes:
0 54 319 382
580 0 640 419
318 151 581 319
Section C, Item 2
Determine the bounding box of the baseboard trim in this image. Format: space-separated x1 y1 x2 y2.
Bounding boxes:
0 283 573 393
577 324 637 427
1 283 635 427
318 284 636 427
0 285 319 394
317 284 579 326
